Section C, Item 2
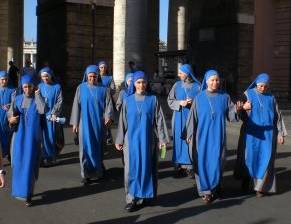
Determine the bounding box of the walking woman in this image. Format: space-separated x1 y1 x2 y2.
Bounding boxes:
167 64 200 176
0 71 16 158
70 65 114 185
115 72 133 112
115 71 169 212
234 73 287 197
98 60 116 144
8 74 47 206
38 67 63 166
184 69 239 203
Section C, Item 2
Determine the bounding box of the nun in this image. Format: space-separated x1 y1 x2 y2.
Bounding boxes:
38 67 63 166
115 71 169 212
167 64 201 176
8 74 47 206
184 69 239 203
70 65 114 185
234 73 287 197
0 71 16 158
98 60 116 144
115 72 133 112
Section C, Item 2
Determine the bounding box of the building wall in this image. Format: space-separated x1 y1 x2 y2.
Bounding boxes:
189 0 240 97
37 0 113 116
0 0 23 70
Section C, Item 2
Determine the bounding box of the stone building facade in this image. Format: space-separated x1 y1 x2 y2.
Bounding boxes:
37 0 114 114
188 0 291 102
0 0 23 70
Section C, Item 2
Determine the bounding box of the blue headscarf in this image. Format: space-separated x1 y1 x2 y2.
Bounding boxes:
98 60 108 68
125 72 133 89
21 74 34 86
82 65 99 82
247 73 270 90
39 67 55 81
179 64 201 85
128 71 147 95
0 71 8 78
201 69 220 90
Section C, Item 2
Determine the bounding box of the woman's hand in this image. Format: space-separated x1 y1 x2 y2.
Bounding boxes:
105 118 113 127
9 115 19 125
72 125 78 133
115 144 123 151
243 101 251 111
180 100 188 107
278 135 285 145
0 173 5 188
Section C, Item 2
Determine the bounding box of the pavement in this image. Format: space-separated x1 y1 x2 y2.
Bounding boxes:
0 102 291 224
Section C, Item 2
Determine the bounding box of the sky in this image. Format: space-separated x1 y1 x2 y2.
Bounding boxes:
24 0 169 42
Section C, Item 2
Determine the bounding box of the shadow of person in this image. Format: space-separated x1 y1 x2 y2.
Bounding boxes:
31 167 124 206
276 169 291 195
89 197 246 224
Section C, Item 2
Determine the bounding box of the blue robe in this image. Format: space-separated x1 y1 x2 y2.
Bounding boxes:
80 83 107 173
0 87 15 157
195 90 230 191
245 88 275 179
126 94 156 198
38 82 62 160
172 81 200 165
11 95 42 199
101 75 113 88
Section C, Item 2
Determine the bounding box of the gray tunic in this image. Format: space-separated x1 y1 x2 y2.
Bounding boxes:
70 84 114 178
234 93 287 193
50 88 63 116
184 91 237 196
115 89 126 112
115 93 169 203
167 81 199 169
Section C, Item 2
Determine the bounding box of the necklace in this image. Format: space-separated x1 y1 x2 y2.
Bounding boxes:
135 95 145 120
206 92 215 120
254 89 263 110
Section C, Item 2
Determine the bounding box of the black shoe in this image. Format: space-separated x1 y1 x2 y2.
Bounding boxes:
81 178 91 186
25 198 32 207
124 202 137 212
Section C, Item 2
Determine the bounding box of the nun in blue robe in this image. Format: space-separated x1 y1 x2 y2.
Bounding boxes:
98 60 116 95
8 75 46 205
184 70 238 203
235 73 287 196
167 64 201 174
38 67 63 165
0 71 16 157
70 65 114 183
115 71 169 211
115 72 133 112
98 60 116 144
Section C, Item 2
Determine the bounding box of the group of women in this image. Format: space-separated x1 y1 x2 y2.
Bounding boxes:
0 62 287 213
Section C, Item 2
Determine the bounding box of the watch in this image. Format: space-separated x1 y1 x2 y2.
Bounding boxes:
0 170 6 175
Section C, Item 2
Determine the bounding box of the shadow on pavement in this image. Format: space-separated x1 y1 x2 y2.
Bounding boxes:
89 198 246 224
32 167 124 206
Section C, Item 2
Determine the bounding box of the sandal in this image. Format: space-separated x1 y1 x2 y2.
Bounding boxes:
202 194 213 204
256 191 264 198
25 199 32 207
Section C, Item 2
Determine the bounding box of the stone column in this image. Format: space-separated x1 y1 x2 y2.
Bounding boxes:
167 0 188 51
167 0 189 74
0 0 23 70
113 0 127 87
113 0 159 87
